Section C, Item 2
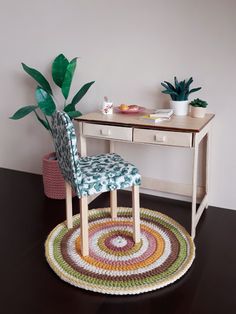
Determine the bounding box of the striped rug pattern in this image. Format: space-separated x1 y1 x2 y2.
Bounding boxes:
45 207 195 295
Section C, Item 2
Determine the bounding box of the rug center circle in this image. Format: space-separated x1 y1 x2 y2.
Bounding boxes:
111 235 127 247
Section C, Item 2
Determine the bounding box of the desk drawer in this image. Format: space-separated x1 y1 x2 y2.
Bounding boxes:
83 123 132 142
133 128 192 147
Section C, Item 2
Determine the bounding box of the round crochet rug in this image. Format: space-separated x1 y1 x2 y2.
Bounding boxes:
45 207 195 295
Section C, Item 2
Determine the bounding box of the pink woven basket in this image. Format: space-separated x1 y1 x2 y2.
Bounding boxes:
42 152 76 199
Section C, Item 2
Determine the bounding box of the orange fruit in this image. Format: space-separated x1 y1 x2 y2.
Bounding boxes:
119 104 129 111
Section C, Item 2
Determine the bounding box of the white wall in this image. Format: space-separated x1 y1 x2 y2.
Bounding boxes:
0 0 235 210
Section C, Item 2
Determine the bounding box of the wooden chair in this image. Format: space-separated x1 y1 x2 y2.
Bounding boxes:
51 111 141 257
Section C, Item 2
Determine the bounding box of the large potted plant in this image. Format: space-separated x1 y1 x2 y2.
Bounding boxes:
161 77 201 116
10 54 95 199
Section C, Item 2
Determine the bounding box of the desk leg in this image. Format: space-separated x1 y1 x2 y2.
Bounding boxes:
79 122 87 157
191 124 212 239
205 128 211 209
191 135 199 239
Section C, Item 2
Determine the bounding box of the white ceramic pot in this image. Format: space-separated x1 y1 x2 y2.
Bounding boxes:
190 106 206 118
170 100 189 116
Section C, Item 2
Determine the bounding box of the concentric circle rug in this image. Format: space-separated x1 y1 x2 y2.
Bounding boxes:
45 207 195 295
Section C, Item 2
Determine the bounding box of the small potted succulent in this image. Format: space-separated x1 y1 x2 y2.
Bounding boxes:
10 54 95 199
161 77 202 116
189 98 208 118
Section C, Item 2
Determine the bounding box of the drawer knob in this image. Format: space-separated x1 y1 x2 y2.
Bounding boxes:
154 134 166 143
100 129 111 136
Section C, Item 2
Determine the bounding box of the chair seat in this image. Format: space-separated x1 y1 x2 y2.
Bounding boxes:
77 153 141 196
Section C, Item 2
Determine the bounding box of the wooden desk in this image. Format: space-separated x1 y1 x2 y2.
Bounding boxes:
76 112 215 238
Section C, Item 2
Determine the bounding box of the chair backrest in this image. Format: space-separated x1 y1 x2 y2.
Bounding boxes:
51 111 82 191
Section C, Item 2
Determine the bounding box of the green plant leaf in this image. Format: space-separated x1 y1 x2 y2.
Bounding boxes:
35 86 56 116
22 63 52 95
52 54 69 87
66 110 82 118
61 57 77 100
64 103 75 113
162 90 178 96
33 110 50 130
9 105 38 120
161 82 173 91
178 81 186 99
177 95 188 101
179 80 186 90
189 87 202 94
185 77 193 89
163 81 175 91
179 81 185 91
174 76 179 89
70 81 95 108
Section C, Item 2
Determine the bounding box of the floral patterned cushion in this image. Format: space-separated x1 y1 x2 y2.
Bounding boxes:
79 153 141 197
51 111 141 198
51 111 82 193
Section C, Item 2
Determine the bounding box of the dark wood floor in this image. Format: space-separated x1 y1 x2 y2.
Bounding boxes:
1 168 236 314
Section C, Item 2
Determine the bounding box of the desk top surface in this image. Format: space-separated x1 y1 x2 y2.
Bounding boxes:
76 111 215 133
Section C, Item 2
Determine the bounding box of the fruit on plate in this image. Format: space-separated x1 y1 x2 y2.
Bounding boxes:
119 104 129 111
128 105 139 111
118 104 141 113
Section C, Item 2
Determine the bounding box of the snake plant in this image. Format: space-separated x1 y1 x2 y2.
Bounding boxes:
161 77 201 101
10 54 95 134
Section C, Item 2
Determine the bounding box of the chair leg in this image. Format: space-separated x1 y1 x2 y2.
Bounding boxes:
65 181 73 229
110 190 117 219
80 196 89 257
132 185 140 244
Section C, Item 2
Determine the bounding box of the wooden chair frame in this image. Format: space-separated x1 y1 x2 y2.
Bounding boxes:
65 182 140 257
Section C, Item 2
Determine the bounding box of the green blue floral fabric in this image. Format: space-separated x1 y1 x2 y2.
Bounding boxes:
52 111 82 194
51 111 141 198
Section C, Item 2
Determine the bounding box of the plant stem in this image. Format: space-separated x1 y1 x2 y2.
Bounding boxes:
44 114 52 134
